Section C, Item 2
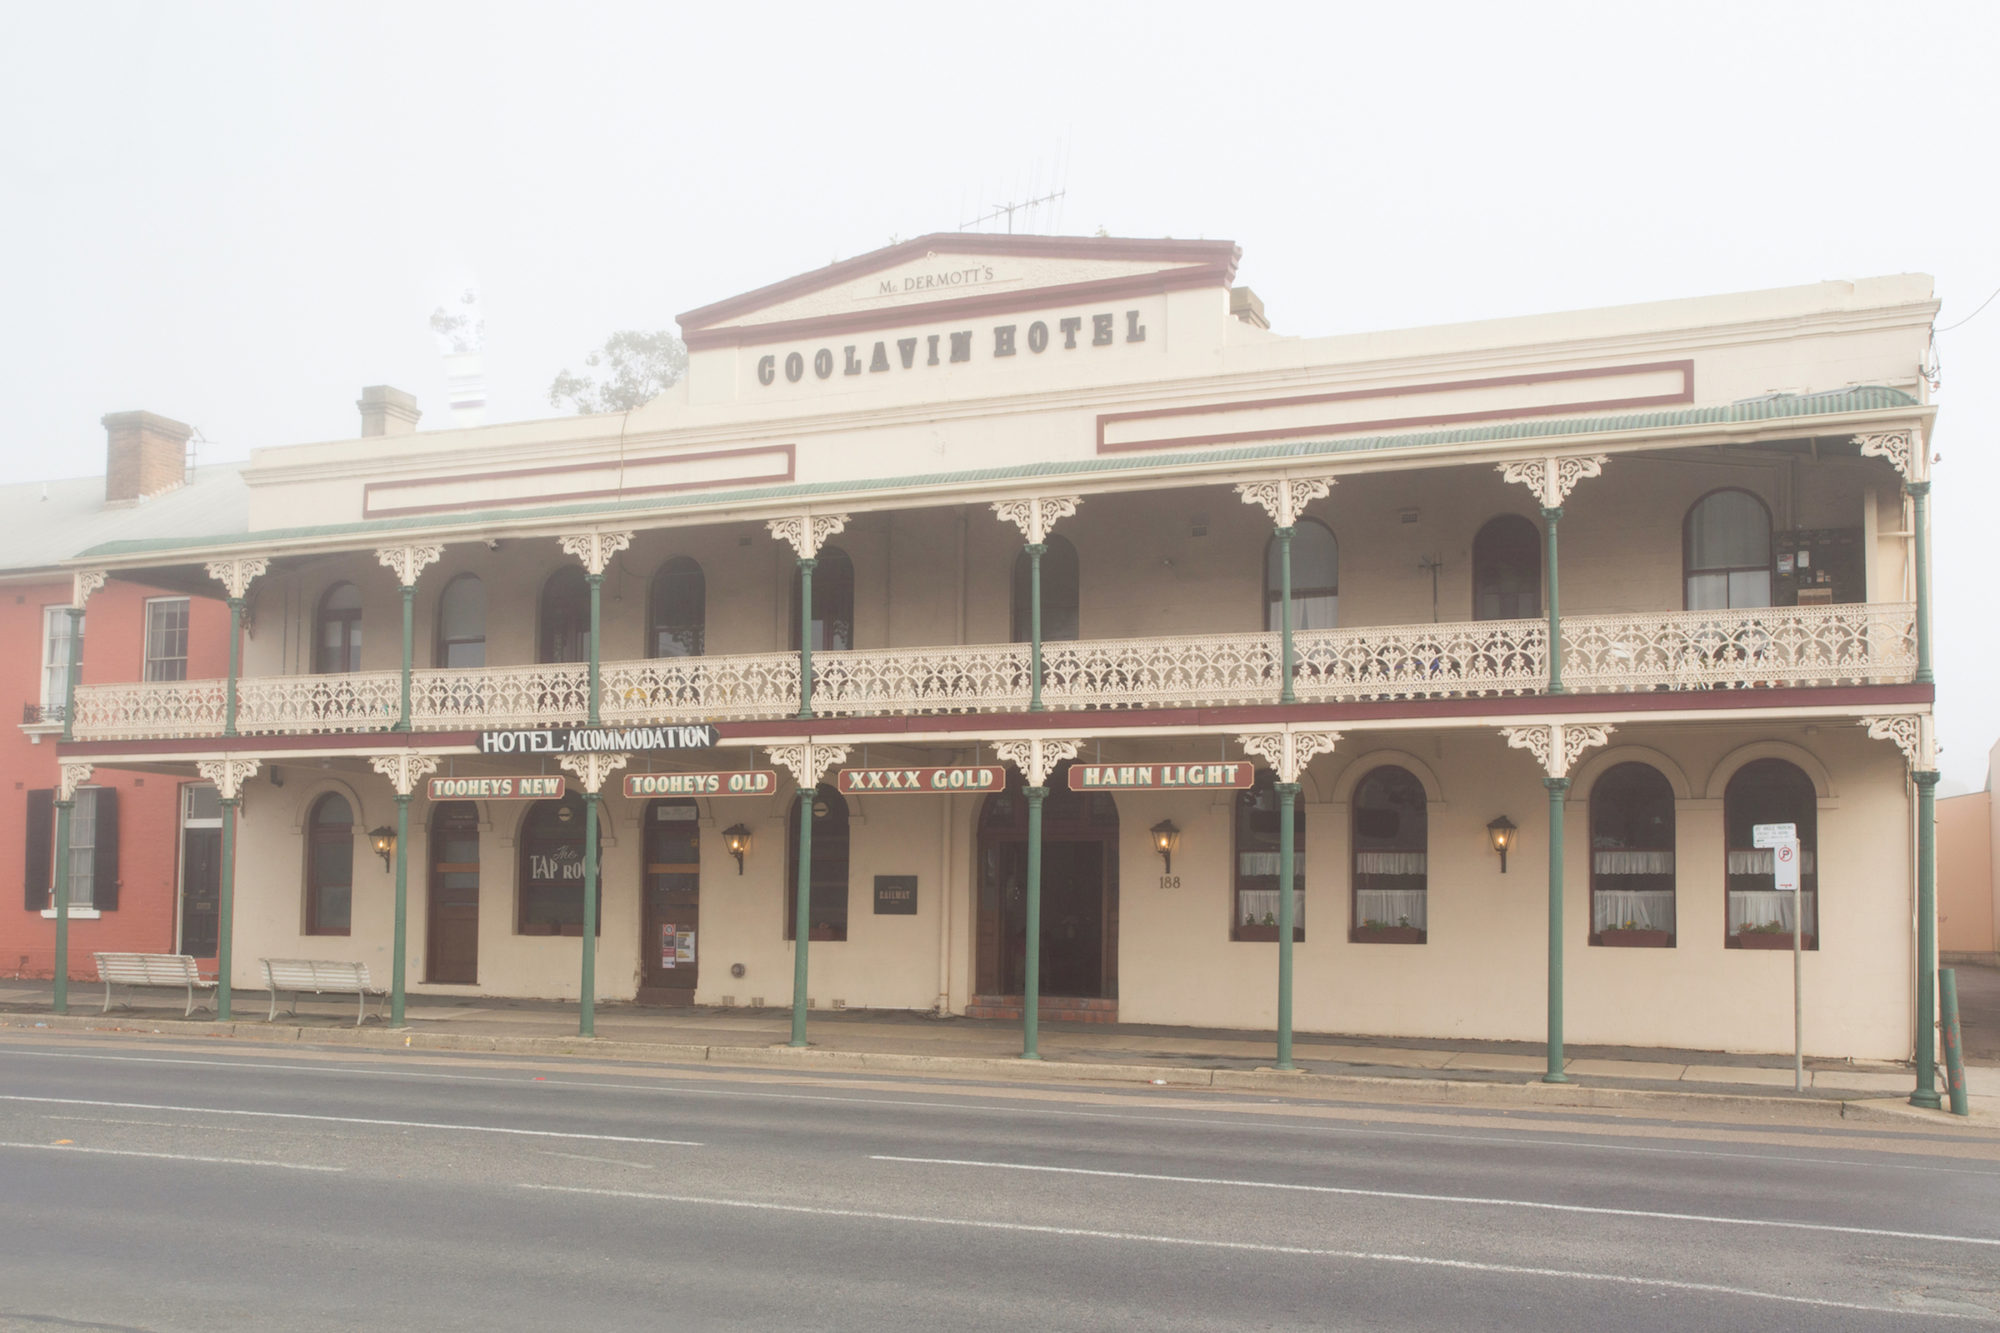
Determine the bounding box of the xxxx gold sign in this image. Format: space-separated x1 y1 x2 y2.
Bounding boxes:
1067 762 1253 791
836 766 1005 794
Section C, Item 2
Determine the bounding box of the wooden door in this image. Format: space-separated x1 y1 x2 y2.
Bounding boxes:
426 802 480 984
640 799 700 1003
179 828 220 958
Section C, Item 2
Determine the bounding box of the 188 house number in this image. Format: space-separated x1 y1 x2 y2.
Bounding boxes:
1158 875 1181 890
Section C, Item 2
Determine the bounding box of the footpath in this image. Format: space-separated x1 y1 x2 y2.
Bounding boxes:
2 977 1994 1129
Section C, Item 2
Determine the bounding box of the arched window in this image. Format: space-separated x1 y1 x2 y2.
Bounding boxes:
435 575 486 668
315 583 363 674
1265 518 1338 631
790 545 854 652
648 557 705 658
1685 489 1773 610
1472 514 1541 621
784 784 850 941
538 567 591 664
1589 763 1676 946
517 794 600 935
1010 534 1080 642
305 793 354 935
1234 770 1304 941
1724 758 1818 949
1351 766 1426 942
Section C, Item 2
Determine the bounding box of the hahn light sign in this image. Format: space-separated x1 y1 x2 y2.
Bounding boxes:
1068 763 1254 791
477 725 719 755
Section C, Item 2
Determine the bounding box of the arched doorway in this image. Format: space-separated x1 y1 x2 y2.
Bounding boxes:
975 766 1119 1009
426 801 480 983
640 797 701 1003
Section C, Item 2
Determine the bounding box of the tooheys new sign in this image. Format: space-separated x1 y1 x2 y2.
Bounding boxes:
477 725 719 755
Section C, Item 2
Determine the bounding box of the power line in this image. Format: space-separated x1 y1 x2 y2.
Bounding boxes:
1937 283 2000 333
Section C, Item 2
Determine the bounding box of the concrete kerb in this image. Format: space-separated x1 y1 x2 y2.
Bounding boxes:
5 1011 1992 1129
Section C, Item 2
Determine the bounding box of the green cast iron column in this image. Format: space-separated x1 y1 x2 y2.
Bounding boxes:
1543 775 1570 1082
580 791 600 1037
1542 507 1563 695
217 795 239 1021
1277 526 1296 704
1275 780 1301 1069
790 786 815 1046
1910 482 1933 685
61 606 82 743
51 796 73 1013
224 597 244 737
795 558 817 721
1911 768 1942 1108
1022 784 1048 1060
1027 542 1046 711
586 573 604 727
390 791 411 1027
395 585 414 731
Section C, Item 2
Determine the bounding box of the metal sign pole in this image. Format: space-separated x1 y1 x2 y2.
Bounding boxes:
1755 823 1802 1093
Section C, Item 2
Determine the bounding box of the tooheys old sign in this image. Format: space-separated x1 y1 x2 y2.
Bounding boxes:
477 725 719 755
1068 762 1254 791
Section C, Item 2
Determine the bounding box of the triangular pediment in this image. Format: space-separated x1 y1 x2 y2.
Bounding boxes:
678 233 1238 350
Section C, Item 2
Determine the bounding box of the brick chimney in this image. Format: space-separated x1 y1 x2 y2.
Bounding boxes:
358 385 421 437
102 411 193 503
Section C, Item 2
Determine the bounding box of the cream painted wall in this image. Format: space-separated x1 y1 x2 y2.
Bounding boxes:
219 724 1916 1059
232 453 1892 682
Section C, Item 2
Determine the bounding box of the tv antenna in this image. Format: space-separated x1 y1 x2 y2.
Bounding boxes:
960 187 1067 235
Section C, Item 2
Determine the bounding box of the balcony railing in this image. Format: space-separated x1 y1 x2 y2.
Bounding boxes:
64 602 1916 742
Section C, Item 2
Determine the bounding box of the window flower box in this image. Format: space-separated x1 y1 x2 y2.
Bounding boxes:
1350 925 1425 944
1234 924 1304 942
1732 929 1815 950
1594 928 1673 948
807 925 845 942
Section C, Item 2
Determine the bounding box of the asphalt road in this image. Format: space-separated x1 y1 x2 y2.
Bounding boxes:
0 1033 1996 1332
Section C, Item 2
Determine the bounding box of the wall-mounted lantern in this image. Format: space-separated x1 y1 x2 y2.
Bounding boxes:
368 825 397 871
1150 819 1181 874
723 823 753 875
1486 815 1516 874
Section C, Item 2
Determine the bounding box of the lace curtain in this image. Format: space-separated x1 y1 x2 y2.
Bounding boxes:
1592 850 1674 875
1238 852 1306 877
1237 888 1304 927
1354 851 1426 876
1727 849 1817 875
1592 888 1674 932
1355 888 1426 928
1729 889 1817 935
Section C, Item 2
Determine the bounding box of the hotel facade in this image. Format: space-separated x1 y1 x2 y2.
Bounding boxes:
46 236 1945 1092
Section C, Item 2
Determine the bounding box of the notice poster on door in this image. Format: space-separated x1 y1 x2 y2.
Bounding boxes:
661 923 678 968
676 931 695 964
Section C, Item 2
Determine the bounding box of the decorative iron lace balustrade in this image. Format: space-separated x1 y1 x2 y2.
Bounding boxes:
1560 602 1915 692
1292 618 1548 702
63 602 1918 742
809 642 1028 717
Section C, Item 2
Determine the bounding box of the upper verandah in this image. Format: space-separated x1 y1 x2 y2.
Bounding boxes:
79 238 1940 558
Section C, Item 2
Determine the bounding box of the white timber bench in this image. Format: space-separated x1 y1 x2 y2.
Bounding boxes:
92 952 216 1018
260 958 387 1026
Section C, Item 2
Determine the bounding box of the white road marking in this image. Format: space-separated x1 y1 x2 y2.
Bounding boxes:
535 1149 656 1168
0 1095 701 1148
517 1182 1994 1322
5 1046 1986 1177
0 1141 341 1172
873 1155 2000 1249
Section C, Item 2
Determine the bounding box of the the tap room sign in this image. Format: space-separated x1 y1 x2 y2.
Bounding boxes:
426 775 566 801
1068 762 1254 791
624 770 778 798
836 765 1004 794
477 725 719 755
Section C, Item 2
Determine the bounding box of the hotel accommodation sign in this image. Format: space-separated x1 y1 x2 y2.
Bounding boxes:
477 725 720 755
1068 763 1254 791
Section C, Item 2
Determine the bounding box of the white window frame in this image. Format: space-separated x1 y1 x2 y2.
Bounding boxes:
144 596 191 682
40 786 101 918
40 605 82 716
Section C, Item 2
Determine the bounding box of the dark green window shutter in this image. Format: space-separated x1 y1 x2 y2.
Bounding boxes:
91 788 119 912
23 789 52 911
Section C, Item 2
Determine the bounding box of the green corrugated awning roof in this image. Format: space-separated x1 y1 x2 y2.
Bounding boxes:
77 385 1921 560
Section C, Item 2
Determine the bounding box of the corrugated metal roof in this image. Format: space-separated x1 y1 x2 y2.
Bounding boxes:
0 464 249 573
75 386 1918 560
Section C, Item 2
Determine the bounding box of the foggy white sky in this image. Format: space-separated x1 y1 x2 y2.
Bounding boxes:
2 1 1995 785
